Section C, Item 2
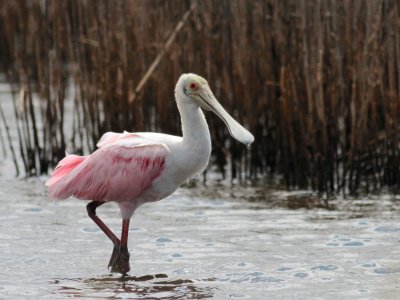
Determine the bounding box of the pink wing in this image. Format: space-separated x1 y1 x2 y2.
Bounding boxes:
96 131 140 148
46 132 167 203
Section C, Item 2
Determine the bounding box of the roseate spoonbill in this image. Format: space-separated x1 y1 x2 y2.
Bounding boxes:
46 73 254 274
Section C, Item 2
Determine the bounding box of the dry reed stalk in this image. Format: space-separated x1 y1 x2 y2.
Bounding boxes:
0 99 19 175
128 1 197 104
1 0 400 195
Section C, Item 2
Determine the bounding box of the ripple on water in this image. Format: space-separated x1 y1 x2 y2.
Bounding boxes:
343 241 364 247
219 272 284 284
172 268 190 275
229 293 250 299
311 265 338 271
211 199 226 206
325 236 366 247
358 221 369 225
24 207 42 212
294 272 309 278
83 227 100 233
326 242 340 246
277 267 293 272
374 226 400 233
129 226 144 232
373 267 400 275
156 237 173 243
337 238 351 242
362 263 376 268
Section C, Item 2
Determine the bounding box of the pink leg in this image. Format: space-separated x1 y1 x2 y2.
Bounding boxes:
86 201 131 274
86 201 120 245
121 219 130 248
119 219 130 274
108 218 131 274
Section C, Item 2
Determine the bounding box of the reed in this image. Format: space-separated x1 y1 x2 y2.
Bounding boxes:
1 0 400 195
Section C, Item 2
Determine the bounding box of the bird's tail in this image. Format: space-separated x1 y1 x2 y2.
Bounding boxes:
45 154 87 199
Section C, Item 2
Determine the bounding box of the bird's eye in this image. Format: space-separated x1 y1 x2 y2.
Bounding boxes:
189 82 197 90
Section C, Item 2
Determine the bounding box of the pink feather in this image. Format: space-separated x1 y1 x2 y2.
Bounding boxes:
46 133 167 203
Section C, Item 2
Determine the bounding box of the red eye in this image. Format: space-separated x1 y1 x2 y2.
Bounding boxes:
190 82 197 90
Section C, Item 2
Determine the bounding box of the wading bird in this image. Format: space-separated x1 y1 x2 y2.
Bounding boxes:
46 73 254 274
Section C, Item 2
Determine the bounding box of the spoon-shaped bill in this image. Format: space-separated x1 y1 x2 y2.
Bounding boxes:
198 88 254 145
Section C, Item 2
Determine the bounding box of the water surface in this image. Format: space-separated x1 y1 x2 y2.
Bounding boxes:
0 177 399 299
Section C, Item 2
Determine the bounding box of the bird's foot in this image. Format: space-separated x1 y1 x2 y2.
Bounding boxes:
108 244 130 275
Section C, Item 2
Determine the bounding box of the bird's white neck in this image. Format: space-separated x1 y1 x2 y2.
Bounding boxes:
171 78 212 179
172 99 212 180
174 78 211 146
178 101 211 146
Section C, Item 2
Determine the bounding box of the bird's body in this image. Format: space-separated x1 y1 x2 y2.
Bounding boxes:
47 91 212 219
46 73 253 274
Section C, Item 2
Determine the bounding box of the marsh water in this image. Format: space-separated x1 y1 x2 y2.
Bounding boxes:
0 85 400 299
0 175 399 299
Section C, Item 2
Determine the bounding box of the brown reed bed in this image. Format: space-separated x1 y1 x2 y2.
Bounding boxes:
1 0 400 195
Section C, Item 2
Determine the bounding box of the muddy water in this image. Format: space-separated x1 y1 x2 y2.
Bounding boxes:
0 177 399 300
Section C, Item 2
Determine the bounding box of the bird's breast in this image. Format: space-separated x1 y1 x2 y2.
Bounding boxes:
157 139 211 189
179 138 211 176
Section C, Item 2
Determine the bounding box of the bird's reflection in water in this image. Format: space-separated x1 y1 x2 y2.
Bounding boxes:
52 274 214 299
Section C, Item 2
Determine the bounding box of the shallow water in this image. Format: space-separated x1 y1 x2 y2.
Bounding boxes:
0 177 399 300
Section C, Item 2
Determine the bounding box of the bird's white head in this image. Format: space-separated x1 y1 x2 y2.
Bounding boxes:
175 73 254 146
